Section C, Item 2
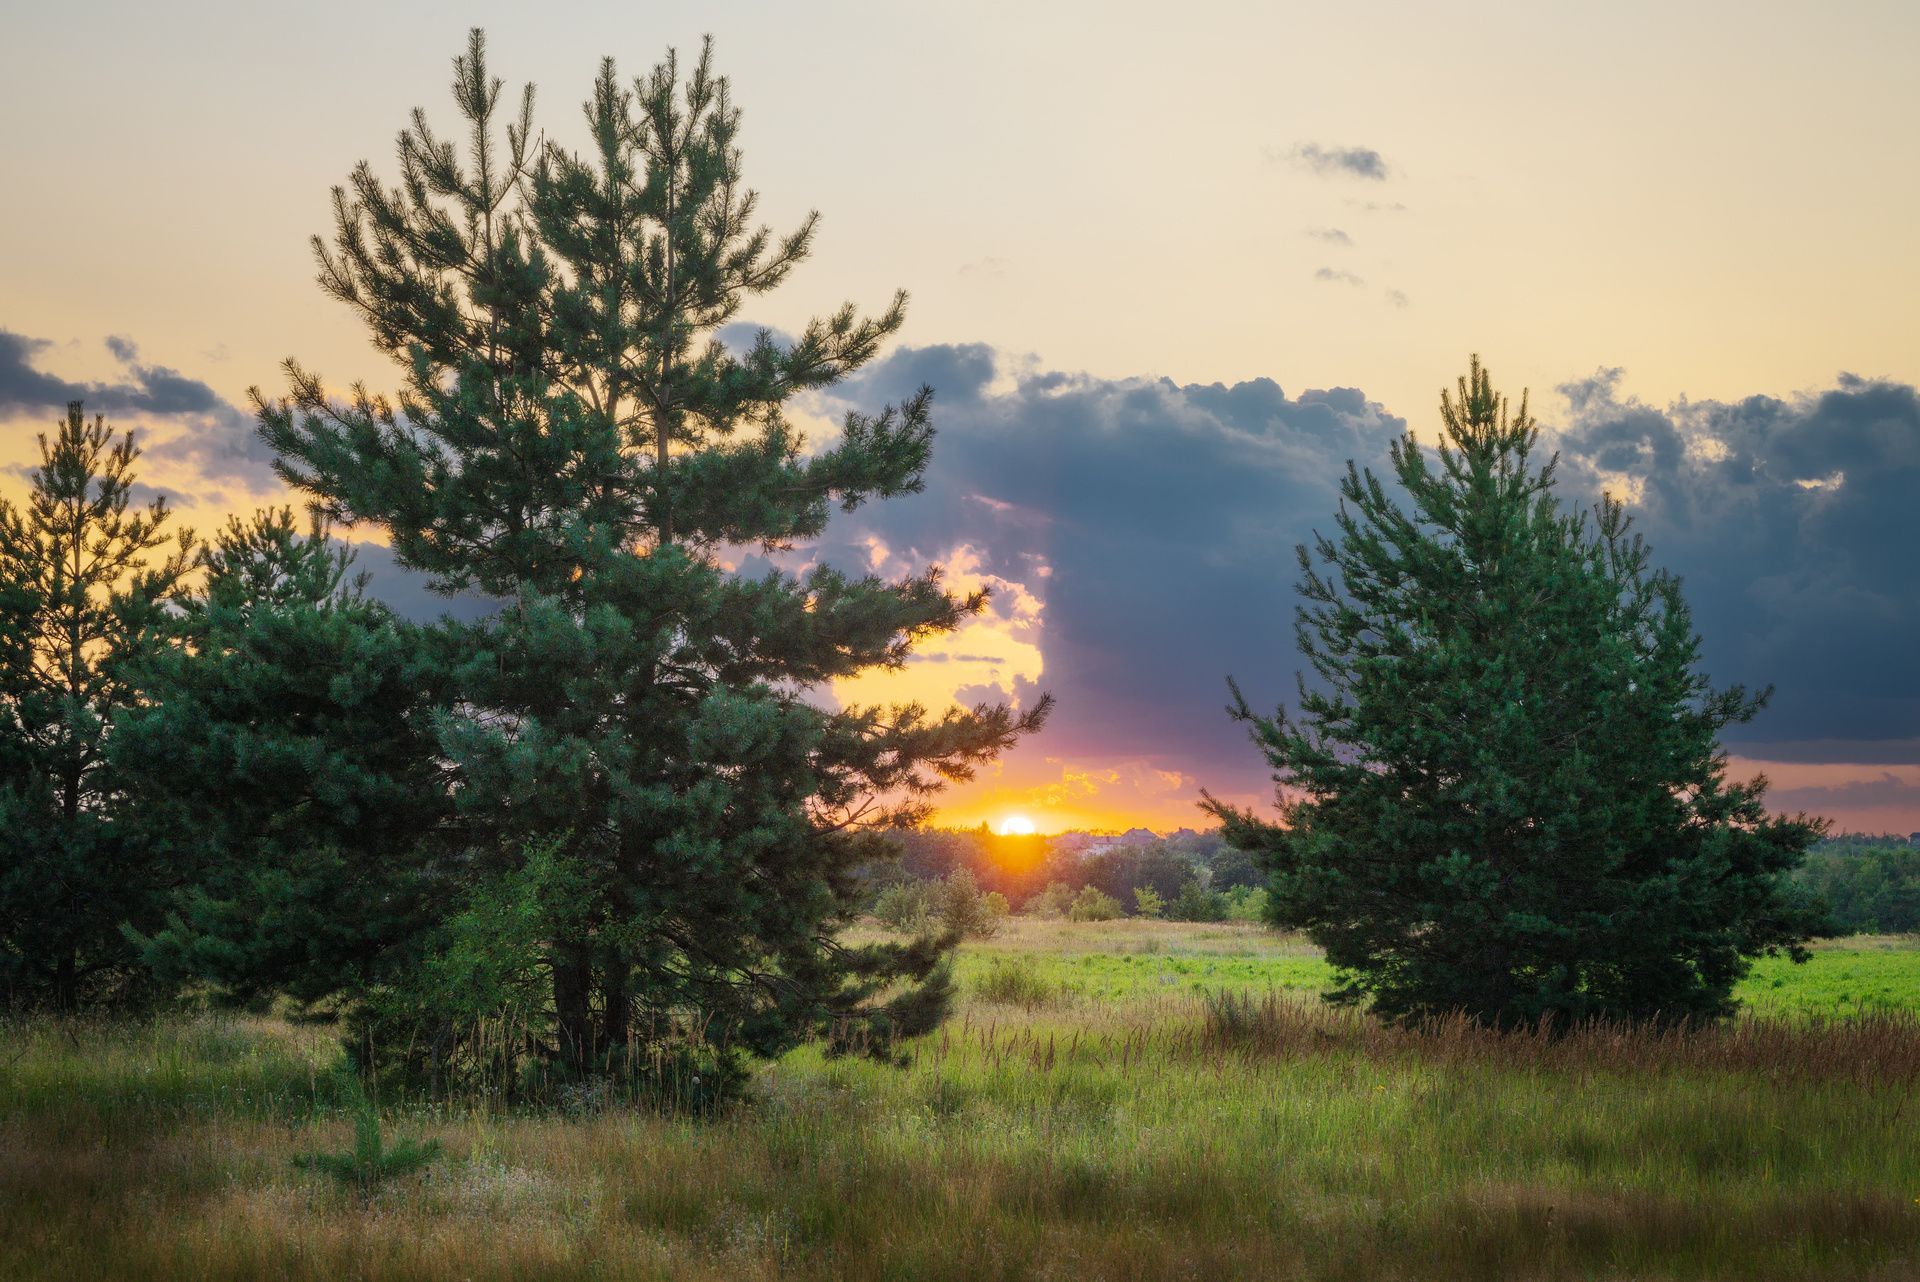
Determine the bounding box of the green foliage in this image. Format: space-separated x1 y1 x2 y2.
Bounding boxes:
1223 885 1270 923
1079 842 1195 908
871 881 933 932
1209 357 1826 1028
249 31 1045 1090
1793 844 1920 934
1067 886 1123 922
1132 886 1166 919
1169 879 1229 923
114 509 452 1023
294 1068 441 1197
0 404 193 1011
875 870 1004 940
1023 881 1077 918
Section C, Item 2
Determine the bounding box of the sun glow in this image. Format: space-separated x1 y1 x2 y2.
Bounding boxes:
995 815 1037 836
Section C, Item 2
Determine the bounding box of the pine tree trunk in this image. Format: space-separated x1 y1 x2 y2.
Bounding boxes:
602 950 630 1061
54 950 77 1013
551 943 594 1072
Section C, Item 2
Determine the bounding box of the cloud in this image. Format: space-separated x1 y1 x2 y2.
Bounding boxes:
0 327 278 487
1306 227 1353 246
1282 143 1390 180
1315 268 1364 286
1385 289 1410 308
1 327 226 418
801 343 1406 803
1553 369 1920 760
793 346 1920 832
958 256 1010 278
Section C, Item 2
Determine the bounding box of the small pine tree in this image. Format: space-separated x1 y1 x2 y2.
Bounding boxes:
0 403 192 1010
295 1068 442 1198
1208 357 1826 1027
116 509 452 1020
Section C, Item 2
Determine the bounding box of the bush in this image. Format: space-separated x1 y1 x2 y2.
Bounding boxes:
1133 886 1166 918
1225 886 1270 922
936 869 1004 940
1067 886 1122 922
1024 881 1077 918
1171 879 1229 922
872 881 932 931
971 961 1060 1007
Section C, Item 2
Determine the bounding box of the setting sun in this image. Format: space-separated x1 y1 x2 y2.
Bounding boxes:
995 815 1037 837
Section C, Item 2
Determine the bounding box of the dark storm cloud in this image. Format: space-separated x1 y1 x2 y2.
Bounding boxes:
0 330 89 413
1285 143 1390 180
0 327 279 487
1 328 225 418
1554 370 1920 761
803 344 1406 792
800 347 1920 802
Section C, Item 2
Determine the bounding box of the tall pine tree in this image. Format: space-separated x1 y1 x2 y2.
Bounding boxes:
254 31 1046 1086
1209 358 1824 1027
0 403 192 1010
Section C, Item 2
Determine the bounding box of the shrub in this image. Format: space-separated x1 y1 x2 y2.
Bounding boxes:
1068 886 1122 922
930 869 1000 939
1133 886 1166 918
1224 886 1270 922
971 961 1059 1007
872 882 932 932
1171 879 1229 922
1024 881 1077 918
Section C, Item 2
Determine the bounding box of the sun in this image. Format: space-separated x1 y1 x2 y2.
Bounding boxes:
995 814 1037 837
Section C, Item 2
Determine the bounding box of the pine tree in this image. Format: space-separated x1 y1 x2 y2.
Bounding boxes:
0 403 192 1010
115 509 452 1015
1208 358 1825 1028
253 31 1046 1086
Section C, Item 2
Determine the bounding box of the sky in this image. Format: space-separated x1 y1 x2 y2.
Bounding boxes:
2 1 1916 834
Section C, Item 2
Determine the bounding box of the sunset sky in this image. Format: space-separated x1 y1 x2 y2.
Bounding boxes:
3 1 1916 834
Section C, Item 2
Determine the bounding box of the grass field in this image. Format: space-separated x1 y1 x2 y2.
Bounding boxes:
4 922 1918 1280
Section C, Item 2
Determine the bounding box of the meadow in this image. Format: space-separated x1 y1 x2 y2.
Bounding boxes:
3 922 1917 1281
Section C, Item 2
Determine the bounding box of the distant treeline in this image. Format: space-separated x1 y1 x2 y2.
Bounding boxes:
876 828 1268 923
877 829 1920 936
1795 838 1920 935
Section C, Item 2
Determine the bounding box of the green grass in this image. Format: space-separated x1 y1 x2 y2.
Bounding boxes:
958 918 1920 1015
3 924 1918 1281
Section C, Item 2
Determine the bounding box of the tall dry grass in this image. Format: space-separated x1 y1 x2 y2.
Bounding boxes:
4 936 1919 1281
